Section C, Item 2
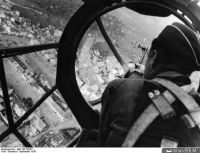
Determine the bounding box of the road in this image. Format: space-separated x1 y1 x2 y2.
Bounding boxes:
4 59 80 145
23 53 56 87
10 0 43 15
4 59 64 127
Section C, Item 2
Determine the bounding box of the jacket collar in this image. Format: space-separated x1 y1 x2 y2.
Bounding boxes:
155 71 191 86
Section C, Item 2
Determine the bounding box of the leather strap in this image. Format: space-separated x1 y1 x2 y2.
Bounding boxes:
123 85 177 147
150 90 176 120
122 78 198 147
154 78 199 110
122 103 160 147
154 78 200 129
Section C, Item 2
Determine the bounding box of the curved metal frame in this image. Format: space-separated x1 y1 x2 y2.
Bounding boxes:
0 0 199 147
57 0 200 130
0 43 59 146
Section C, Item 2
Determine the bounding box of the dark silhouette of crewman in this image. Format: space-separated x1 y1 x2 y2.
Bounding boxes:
98 22 200 147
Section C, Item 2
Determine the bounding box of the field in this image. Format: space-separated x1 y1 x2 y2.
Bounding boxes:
10 0 82 30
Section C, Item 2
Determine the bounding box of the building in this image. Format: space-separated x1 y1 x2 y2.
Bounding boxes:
27 34 34 38
3 24 11 33
0 11 6 18
50 59 57 67
10 17 15 22
15 11 20 16
30 115 46 132
28 114 47 137
54 30 62 37
6 20 13 27
0 2 12 11
13 103 25 117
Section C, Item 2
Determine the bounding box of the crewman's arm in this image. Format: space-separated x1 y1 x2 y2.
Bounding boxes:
99 78 144 146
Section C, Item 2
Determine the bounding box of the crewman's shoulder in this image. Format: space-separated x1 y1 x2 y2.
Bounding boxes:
108 78 146 92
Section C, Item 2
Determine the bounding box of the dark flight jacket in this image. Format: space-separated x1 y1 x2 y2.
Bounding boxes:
98 71 200 147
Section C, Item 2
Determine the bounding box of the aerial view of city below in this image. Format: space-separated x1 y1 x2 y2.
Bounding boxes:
0 0 82 147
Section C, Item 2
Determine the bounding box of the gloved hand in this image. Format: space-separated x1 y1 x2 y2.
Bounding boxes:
124 63 145 78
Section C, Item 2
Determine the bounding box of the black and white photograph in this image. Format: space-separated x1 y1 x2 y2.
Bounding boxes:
0 0 199 150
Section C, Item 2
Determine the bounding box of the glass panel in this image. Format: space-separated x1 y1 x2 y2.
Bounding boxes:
9 0 82 34
76 7 184 104
4 57 42 121
76 22 125 102
102 7 184 64
0 34 30 48
17 90 80 147
4 47 57 118
0 0 66 47
21 51 57 87
0 0 82 146
0 134 24 147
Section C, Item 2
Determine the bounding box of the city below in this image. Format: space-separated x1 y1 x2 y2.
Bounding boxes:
0 0 81 147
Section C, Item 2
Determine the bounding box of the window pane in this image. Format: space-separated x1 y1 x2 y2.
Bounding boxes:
4 58 42 121
3 47 58 119
0 0 82 147
17 90 81 147
76 21 125 103
102 7 183 64
9 0 82 33
22 51 57 87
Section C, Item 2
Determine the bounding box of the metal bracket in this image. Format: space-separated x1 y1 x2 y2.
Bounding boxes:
149 90 176 120
154 78 200 130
